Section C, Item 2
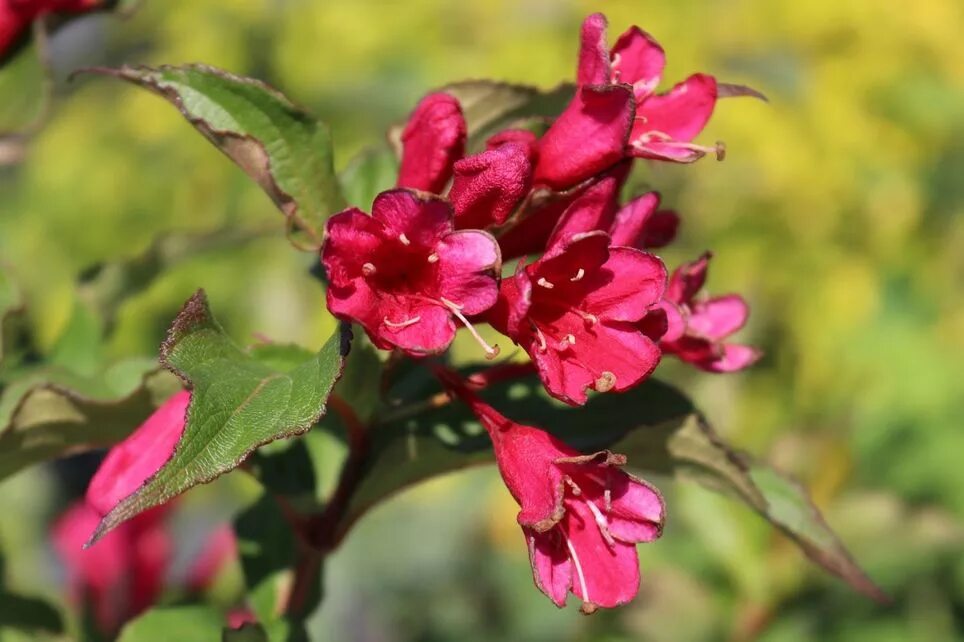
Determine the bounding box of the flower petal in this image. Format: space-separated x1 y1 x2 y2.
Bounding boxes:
321 208 385 284
544 166 627 254
534 84 635 190
610 26 665 98
371 189 452 247
85 391 190 517
698 343 761 373
632 73 718 162
449 143 532 229
606 473 665 544
580 248 666 322
666 252 710 304
381 301 456 355
608 191 660 247
563 500 640 610
435 229 501 315
641 209 679 248
577 13 612 86
397 92 466 193
688 294 750 340
527 528 572 607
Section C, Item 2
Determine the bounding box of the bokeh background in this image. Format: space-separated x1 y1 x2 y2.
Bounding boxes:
1 0 963 640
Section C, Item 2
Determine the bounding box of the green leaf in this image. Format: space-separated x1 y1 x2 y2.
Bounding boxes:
116 605 224 642
338 372 885 601
0 361 181 482
90 291 351 543
389 80 573 153
339 146 398 210
222 623 271 642
235 493 298 623
0 591 64 634
83 64 346 250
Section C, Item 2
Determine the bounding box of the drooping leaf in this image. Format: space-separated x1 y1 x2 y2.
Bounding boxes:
89 291 351 543
81 64 346 250
389 80 574 154
116 605 224 642
0 361 181 482
339 146 398 210
336 372 885 601
717 82 769 102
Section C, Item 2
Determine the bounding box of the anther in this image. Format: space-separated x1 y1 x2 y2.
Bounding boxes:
537 277 554 289
361 262 376 276
570 268 585 282
564 477 582 496
427 253 439 263
577 310 599 326
533 326 548 352
595 371 616 392
584 500 616 548
398 233 411 246
383 315 421 329
604 489 612 513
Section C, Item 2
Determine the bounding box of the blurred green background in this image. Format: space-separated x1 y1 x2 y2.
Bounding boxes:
1 0 963 640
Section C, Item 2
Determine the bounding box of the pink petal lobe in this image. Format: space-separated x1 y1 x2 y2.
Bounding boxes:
86 391 191 517
608 192 660 247
657 300 686 343
689 294 750 340
381 301 456 355
534 84 635 190
545 167 627 254
563 500 640 609
632 73 718 162
321 208 384 284
577 13 611 86
527 528 572 607
449 143 532 230
610 26 665 98
641 209 680 248
606 474 665 544
371 189 452 247
397 92 466 193
486 128 538 153
699 343 761 373
435 229 501 315
666 252 710 304
580 248 666 322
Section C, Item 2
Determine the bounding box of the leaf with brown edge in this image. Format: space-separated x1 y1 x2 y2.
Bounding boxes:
77 64 346 250
334 371 886 602
87 291 351 545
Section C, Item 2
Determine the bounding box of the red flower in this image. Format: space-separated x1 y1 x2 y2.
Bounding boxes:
534 13 725 189
52 502 171 634
660 253 761 372
488 204 665 405
85 390 190 517
440 374 664 612
323 189 502 357
396 92 466 194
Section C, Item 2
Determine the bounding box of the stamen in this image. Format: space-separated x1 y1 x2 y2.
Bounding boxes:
632 131 726 160
440 297 500 359
558 333 576 349
536 277 554 289
595 371 616 392
564 476 582 496
362 262 376 276
427 253 439 263
584 499 616 548
604 489 612 513
564 534 592 611
383 315 420 329
398 233 411 246
533 326 548 353
570 268 585 282
576 310 599 327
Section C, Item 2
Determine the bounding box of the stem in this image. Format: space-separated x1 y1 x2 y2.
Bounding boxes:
284 548 323 618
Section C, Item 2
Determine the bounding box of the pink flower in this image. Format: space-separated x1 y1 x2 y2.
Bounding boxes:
440 373 664 612
396 92 466 193
322 189 502 357
487 207 665 405
534 13 725 189
608 191 679 250
659 253 761 372
52 502 170 634
85 390 190 517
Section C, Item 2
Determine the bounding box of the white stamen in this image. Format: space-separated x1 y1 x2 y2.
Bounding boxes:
564 334 576 346
570 268 585 282
537 277 555 289
399 233 411 246
577 310 599 326
440 297 500 359
427 253 439 263
565 534 591 608
604 489 612 513
362 262 376 276
584 500 616 548
383 315 421 329
533 326 548 352
564 476 582 496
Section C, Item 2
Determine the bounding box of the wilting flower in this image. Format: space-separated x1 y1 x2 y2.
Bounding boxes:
396 92 466 194
322 189 502 357
534 13 728 189
488 199 665 405
659 253 761 372
439 372 664 612
85 390 190 517
53 502 171 634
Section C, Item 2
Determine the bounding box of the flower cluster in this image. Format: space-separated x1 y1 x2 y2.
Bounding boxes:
320 13 760 611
